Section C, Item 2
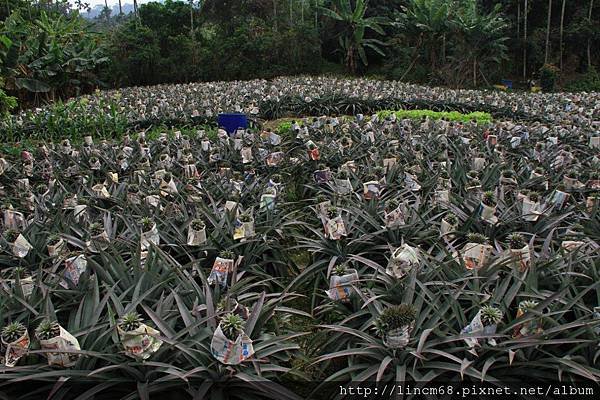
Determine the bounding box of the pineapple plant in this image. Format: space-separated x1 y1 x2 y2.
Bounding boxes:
118 312 143 333
219 250 235 260
220 313 245 341
326 206 338 220
140 217 154 233
35 320 61 341
190 219 205 231
89 222 104 237
480 306 503 327
481 191 496 206
337 169 349 180
374 304 417 337
518 300 539 312
444 213 458 226
384 198 399 213
467 232 488 244
47 234 62 246
508 233 526 249
528 191 540 202
3 229 20 243
375 304 417 349
238 212 253 223
332 264 348 276
1 322 27 343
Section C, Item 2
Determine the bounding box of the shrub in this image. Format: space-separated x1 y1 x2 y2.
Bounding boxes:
539 64 560 92
565 67 600 92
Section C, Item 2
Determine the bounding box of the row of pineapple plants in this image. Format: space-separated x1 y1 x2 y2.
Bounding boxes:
0 110 598 397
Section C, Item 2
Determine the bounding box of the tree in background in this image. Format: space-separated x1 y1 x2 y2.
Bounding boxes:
0 8 107 105
450 0 509 87
395 0 451 80
321 0 387 74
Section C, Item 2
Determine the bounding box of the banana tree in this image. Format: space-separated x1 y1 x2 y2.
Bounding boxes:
321 0 387 74
450 0 509 87
0 10 107 103
396 0 451 74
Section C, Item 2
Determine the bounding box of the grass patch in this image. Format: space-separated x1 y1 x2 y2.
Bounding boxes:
377 109 492 123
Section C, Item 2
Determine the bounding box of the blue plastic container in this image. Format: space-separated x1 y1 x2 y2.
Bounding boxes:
501 79 513 89
217 113 248 135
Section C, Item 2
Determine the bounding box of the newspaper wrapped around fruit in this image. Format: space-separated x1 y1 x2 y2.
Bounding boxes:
386 244 419 279
384 204 405 228
479 202 498 224
39 326 81 367
141 223 159 250
187 225 206 246
208 256 234 288
384 324 413 350
324 215 347 240
325 269 359 301
210 324 254 365
233 217 255 240
460 242 493 270
461 310 497 349
363 180 381 200
10 234 32 258
2 330 30 367
118 324 163 360
61 254 87 288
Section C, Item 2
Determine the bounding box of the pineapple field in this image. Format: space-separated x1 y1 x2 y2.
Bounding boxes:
0 77 599 399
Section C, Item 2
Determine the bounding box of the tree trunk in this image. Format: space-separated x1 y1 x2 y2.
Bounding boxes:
133 0 138 19
189 0 194 37
517 1 520 41
442 34 446 64
560 0 565 72
274 0 277 31
545 0 552 64
118 0 122 15
523 0 528 79
473 58 477 87
588 0 594 70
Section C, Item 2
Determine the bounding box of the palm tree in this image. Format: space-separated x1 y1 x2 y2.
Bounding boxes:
321 0 387 74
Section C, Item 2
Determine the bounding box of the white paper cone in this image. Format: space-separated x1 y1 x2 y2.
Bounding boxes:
325 269 358 301
119 324 163 360
187 226 207 246
11 234 32 258
210 324 254 365
39 326 81 367
141 224 159 250
386 244 419 279
2 330 30 367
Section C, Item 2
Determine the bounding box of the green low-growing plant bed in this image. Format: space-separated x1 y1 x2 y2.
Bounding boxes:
377 109 493 123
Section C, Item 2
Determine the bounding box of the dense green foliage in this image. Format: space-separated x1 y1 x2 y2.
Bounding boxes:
0 8 107 104
377 109 493 123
